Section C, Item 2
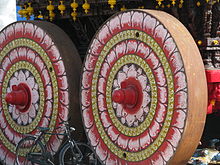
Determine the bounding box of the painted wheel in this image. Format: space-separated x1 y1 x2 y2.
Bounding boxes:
0 21 82 165
81 9 207 164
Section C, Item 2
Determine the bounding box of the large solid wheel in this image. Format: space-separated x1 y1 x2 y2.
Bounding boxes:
81 9 207 164
0 21 82 165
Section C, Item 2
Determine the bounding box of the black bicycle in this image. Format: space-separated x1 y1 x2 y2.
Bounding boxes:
15 121 97 165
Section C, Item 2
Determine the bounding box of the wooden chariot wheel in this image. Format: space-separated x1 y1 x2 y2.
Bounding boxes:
81 9 207 164
0 21 82 165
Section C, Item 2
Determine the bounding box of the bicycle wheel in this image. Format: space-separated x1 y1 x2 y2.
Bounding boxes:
59 142 97 165
15 136 45 165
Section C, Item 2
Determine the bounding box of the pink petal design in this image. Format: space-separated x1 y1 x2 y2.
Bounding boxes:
140 131 152 149
5 24 14 41
128 136 140 152
9 49 18 63
117 71 127 85
121 12 132 29
0 30 6 48
174 72 187 92
154 67 166 87
85 54 98 71
12 107 19 119
89 39 103 56
100 111 111 128
9 77 18 86
126 113 135 127
2 57 11 71
42 69 50 85
29 105 36 118
160 141 174 162
116 104 123 117
47 45 61 62
20 113 28 125
151 153 165 165
107 126 120 142
0 69 4 82
137 42 151 59
40 117 49 127
127 64 137 78
82 71 93 89
25 70 30 78
17 117 22 125
146 52 159 70
158 87 167 104
33 27 44 43
115 42 126 58
44 101 52 117
45 85 53 100
53 61 65 76
14 22 24 38
117 134 129 150
59 90 69 106
166 127 181 148
154 24 168 46
169 52 183 74
175 91 187 109
109 16 121 34
18 70 26 82
48 134 61 153
113 79 119 88
138 75 147 90
98 77 106 94
0 145 7 163
163 37 176 56
98 25 111 44
172 110 186 129
135 107 144 122
126 40 138 55
42 34 53 50
142 91 150 107
5 126 14 141
88 125 100 147
26 48 36 63
83 106 94 129
101 62 110 78
131 12 144 29
27 76 35 89
24 22 35 38
96 140 108 161
81 89 91 107
149 120 160 139
5 152 15 165
34 56 44 72
58 106 68 122
143 15 157 36
155 103 166 123
98 94 107 112
106 153 118 165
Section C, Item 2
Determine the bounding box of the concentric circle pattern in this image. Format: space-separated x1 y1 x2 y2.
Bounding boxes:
0 21 81 165
81 10 207 164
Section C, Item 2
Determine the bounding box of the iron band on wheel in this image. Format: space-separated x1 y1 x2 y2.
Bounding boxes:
81 9 207 164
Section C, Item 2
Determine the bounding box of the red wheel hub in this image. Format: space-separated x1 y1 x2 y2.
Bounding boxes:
5 83 31 112
112 77 143 113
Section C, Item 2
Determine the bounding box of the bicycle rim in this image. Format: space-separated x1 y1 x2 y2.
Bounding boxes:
59 142 97 165
15 136 45 165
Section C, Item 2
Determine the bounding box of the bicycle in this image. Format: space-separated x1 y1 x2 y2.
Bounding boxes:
15 120 97 165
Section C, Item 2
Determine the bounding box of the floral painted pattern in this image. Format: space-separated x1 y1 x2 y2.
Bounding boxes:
112 64 151 127
7 70 39 125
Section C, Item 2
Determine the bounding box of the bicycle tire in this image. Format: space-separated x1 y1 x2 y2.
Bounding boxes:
59 142 97 165
15 136 46 165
